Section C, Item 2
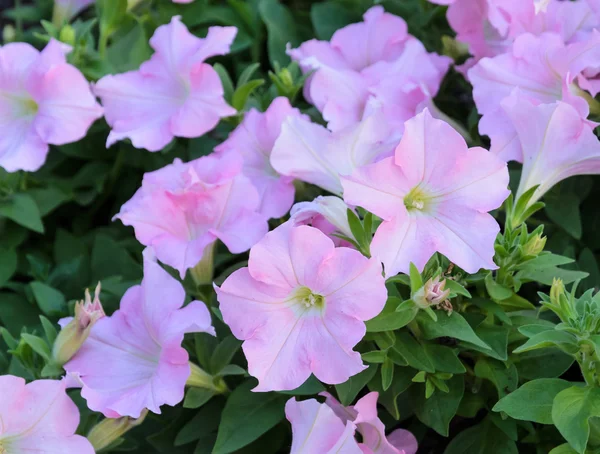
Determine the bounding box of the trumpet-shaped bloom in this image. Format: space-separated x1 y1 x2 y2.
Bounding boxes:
215 97 306 218
64 249 215 418
288 6 449 131
95 16 236 151
0 39 102 172
342 109 509 277
0 376 94 454
286 393 418 454
53 0 94 23
470 32 600 162
290 196 356 246
500 95 600 206
271 113 397 195
216 223 387 391
114 152 268 278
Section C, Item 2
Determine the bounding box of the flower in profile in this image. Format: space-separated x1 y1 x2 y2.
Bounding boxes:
52 0 94 24
342 109 509 277
53 282 105 365
0 376 94 453
64 249 216 418
499 94 600 207
289 195 356 247
95 16 237 151
286 393 418 454
271 112 397 195
0 39 103 172
216 223 387 391
215 97 306 218
288 6 449 131
114 152 268 278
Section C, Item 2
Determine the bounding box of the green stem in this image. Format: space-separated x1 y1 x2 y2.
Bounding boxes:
14 0 23 38
581 350 598 386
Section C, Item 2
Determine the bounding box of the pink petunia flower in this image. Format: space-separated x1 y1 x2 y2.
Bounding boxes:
114 152 268 278
271 112 397 195
95 16 237 151
469 32 600 162
286 392 418 454
498 94 600 207
288 6 449 131
64 249 216 418
53 0 94 23
215 97 306 218
0 39 103 172
0 376 94 453
341 109 509 277
215 223 387 392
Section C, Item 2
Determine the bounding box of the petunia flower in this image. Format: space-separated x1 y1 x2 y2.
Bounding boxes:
288 6 449 131
286 393 418 454
216 223 387 392
64 249 216 418
114 152 268 278
0 39 103 172
271 112 397 195
0 376 94 453
52 0 95 24
469 32 600 162
341 109 509 277
95 16 237 151
215 97 306 218
499 94 600 207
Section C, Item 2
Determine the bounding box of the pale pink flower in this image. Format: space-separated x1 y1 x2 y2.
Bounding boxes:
53 0 94 23
64 249 215 418
271 112 397 195
215 97 306 218
499 94 600 207
286 398 363 454
0 39 102 172
216 223 387 391
342 109 509 277
95 16 236 151
0 376 94 454
288 6 449 131
114 152 268 278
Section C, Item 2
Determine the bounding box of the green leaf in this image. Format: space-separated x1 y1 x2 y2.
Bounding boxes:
0 247 17 287
381 358 394 391
210 336 242 374
30 281 66 316
516 253 575 271
409 263 423 293
232 79 265 111
21 333 51 361
96 0 127 37
392 331 435 372
183 388 214 409
513 330 578 354
106 22 152 72
277 375 325 395
366 298 418 332
416 311 490 350
214 63 235 103
549 444 579 454
493 378 571 424
310 2 358 40
336 364 378 406
546 193 582 239
552 386 600 454
0 292 40 336
237 62 261 87
40 316 58 345
485 273 513 300
362 350 387 364
424 344 466 374
91 234 141 281
176 399 223 446
411 374 464 436
514 348 575 380
216 364 247 377
443 279 471 298
0 193 44 233
471 324 509 361
443 417 518 454
258 0 299 67
212 381 286 454
368 366 414 419
474 358 518 399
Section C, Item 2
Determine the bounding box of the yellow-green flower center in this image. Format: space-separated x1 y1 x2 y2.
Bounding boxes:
22 98 39 116
404 186 429 212
294 286 325 311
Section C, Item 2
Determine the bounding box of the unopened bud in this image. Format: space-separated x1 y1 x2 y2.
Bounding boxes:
523 233 546 257
87 410 148 451
2 25 16 43
59 25 76 46
279 68 294 88
52 283 105 365
413 276 451 309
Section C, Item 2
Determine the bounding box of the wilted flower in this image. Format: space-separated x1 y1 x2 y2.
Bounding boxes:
215 97 306 218
216 223 387 391
0 376 94 453
95 16 236 151
114 152 268 278
64 249 216 418
0 39 103 172
413 276 451 309
342 109 509 277
53 282 105 365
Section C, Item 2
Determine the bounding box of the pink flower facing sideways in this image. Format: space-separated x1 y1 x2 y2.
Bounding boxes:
115 152 268 278
342 109 509 277
288 6 449 131
64 249 215 418
95 16 236 151
0 39 102 172
216 223 387 392
286 392 418 454
215 97 306 218
0 376 94 454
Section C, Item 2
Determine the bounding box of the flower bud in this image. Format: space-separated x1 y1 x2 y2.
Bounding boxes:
523 233 546 257
413 276 451 309
87 410 148 451
59 25 76 46
52 283 105 366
